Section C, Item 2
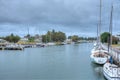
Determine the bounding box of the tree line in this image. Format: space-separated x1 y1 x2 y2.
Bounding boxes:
68 35 96 42
1 33 21 43
42 30 66 42
101 32 119 44
0 31 118 44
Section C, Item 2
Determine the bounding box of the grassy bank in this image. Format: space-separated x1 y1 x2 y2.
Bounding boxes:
112 44 120 47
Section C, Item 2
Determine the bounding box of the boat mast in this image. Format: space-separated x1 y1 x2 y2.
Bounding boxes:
109 3 113 53
98 0 102 46
97 23 99 43
28 27 30 35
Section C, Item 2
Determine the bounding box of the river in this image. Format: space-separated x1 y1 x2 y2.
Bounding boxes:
0 43 106 80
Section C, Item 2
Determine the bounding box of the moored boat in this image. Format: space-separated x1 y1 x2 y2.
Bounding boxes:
103 3 120 80
103 62 120 80
5 44 24 50
90 0 110 65
90 48 109 64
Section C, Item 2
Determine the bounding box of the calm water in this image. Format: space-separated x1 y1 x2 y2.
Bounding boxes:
0 43 106 80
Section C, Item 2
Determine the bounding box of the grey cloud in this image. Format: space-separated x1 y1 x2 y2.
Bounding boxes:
0 0 99 24
0 0 120 37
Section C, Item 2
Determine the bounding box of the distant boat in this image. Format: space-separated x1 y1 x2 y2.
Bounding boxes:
103 4 120 80
5 44 24 50
90 0 109 65
47 42 56 46
59 42 67 45
74 41 81 44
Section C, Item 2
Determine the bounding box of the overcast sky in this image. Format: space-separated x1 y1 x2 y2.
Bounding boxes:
0 0 120 37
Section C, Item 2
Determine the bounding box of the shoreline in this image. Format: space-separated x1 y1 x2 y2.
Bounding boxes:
112 44 120 50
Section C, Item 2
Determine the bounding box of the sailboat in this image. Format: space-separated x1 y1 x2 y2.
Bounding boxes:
90 48 109 64
90 0 109 65
93 21 99 47
103 4 120 80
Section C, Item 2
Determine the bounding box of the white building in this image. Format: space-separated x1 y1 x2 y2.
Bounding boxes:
34 34 42 43
0 39 7 43
20 38 28 42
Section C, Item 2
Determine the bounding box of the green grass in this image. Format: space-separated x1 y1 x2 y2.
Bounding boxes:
112 44 120 47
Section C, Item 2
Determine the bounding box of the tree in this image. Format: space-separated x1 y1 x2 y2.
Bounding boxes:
42 35 47 43
68 36 72 39
42 30 66 42
0 37 4 39
28 37 35 42
112 36 119 44
50 31 66 42
13 35 21 43
101 32 119 44
101 32 110 43
71 35 79 42
26 34 31 38
47 31 52 42
4 33 21 43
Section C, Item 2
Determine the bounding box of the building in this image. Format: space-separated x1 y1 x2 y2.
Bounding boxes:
116 35 120 44
0 39 8 47
0 39 7 43
34 34 42 43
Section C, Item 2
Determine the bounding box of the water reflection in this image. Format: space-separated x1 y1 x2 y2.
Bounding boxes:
0 43 108 80
91 63 106 80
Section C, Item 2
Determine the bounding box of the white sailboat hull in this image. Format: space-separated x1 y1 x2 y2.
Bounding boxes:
103 63 120 80
90 54 107 64
103 70 120 80
90 49 109 64
91 49 108 54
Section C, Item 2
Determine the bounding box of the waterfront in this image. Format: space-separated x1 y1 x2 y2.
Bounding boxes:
0 43 106 80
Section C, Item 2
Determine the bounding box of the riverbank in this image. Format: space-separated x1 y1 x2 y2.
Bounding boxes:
112 44 120 50
0 40 92 51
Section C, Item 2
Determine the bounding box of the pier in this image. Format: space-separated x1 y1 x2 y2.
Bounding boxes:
0 47 4 50
4 44 24 50
0 43 24 50
4 47 23 50
102 44 120 66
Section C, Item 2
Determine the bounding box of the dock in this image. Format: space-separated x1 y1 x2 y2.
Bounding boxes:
4 44 24 50
102 44 120 66
4 47 23 50
0 47 4 50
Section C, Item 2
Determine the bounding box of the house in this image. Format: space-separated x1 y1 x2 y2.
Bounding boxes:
65 39 72 44
20 38 28 42
116 35 120 44
0 39 8 47
0 39 7 43
34 34 42 43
